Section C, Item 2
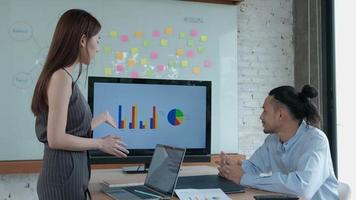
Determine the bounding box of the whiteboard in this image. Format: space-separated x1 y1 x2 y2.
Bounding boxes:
0 0 238 160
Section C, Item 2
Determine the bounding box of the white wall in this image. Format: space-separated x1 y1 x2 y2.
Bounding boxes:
0 0 294 199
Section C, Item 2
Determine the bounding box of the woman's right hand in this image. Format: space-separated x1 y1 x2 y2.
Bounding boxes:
98 135 129 157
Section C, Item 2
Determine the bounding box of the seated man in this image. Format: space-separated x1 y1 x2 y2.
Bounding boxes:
217 85 338 200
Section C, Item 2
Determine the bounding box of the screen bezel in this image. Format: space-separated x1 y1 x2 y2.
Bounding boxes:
88 76 211 164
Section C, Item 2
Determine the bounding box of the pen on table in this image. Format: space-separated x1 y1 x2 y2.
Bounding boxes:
134 189 161 198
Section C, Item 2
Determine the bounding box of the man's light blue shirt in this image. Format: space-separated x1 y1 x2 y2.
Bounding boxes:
240 121 339 200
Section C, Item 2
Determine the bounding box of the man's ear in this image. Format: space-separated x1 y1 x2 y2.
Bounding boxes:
80 34 87 48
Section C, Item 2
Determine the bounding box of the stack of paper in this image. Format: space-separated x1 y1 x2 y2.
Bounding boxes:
175 188 231 200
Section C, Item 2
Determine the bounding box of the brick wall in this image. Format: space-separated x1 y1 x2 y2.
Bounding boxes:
237 0 294 157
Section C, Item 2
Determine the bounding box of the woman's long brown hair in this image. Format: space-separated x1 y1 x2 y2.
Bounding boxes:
31 9 101 116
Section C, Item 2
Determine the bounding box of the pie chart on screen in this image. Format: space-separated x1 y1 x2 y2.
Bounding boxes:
167 109 184 126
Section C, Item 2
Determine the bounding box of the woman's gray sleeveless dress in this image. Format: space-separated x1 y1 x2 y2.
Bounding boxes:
35 79 92 200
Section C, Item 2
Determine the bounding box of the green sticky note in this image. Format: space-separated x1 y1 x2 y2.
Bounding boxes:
143 40 150 47
187 39 194 47
141 58 149 65
179 32 187 39
103 45 112 54
197 47 204 53
131 47 139 54
104 67 112 76
168 60 176 68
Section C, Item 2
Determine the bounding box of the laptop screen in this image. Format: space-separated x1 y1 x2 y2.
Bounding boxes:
144 144 186 195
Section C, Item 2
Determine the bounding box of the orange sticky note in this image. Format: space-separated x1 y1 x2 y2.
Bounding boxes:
116 52 124 60
165 27 173 35
176 48 184 56
127 59 135 67
192 66 201 74
135 31 143 38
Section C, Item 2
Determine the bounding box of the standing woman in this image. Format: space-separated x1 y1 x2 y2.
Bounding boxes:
31 9 128 199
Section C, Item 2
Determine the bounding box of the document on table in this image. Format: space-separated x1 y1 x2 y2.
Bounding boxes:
175 188 231 200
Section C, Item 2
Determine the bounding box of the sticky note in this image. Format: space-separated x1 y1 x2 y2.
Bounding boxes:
179 32 187 39
160 39 168 47
150 51 158 59
200 35 208 42
192 66 201 74
104 67 112 76
120 35 129 42
204 59 213 68
181 60 189 68
130 71 139 78
116 64 125 73
168 60 176 68
165 27 173 35
103 45 112 54
197 47 204 53
152 30 160 38
131 47 139 54
135 31 143 38
156 64 166 72
176 48 184 56
186 49 195 58
141 58 149 65
109 31 118 38
127 59 135 67
116 52 124 60
145 69 155 77
187 39 194 47
190 28 198 37
143 40 151 47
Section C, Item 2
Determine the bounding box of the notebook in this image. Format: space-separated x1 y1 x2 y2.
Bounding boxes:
102 144 186 200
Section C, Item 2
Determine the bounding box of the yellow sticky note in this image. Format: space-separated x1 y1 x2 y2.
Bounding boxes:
165 27 173 35
135 31 143 38
192 66 201 74
115 52 124 60
109 31 118 38
179 32 187 39
131 47 139 54
103 45 112 54
141 58 149 65
127 59 135 67
160 39 168 47
181 60 189 68
104 67 112 76
200 35 208 42
176 48 184 56
187 39 194 47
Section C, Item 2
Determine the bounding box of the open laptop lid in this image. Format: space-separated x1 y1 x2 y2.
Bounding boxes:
144 144 186 197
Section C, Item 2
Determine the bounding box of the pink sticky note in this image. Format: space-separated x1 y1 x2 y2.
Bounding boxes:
156 64 166 72
204 59 213 68
152 30 160 38
116 64 125 73
120 35 129 42
186 49 195 58
150 51 158 59
190 29 198 37
130 71 139 78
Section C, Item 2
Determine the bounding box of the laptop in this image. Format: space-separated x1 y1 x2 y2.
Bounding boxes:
102 144 186 200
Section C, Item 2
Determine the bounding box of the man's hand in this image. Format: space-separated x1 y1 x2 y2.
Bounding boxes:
216 151 244 184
